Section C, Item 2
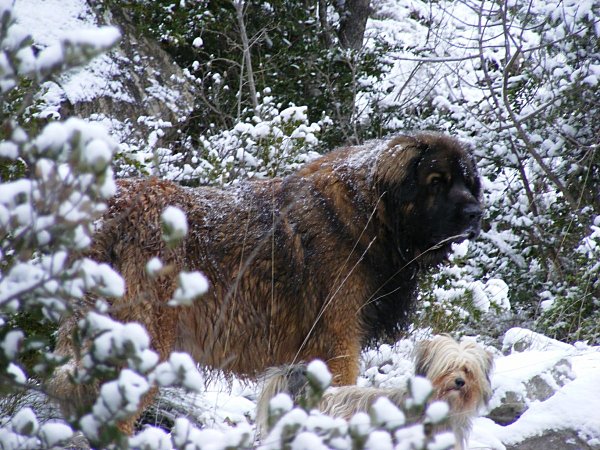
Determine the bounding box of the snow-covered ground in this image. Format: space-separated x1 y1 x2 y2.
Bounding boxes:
476 329 600 449
10 1 600 449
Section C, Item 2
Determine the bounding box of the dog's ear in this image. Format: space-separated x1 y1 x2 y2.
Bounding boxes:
484 350 494 375
414 340 432 376
482 350 495 404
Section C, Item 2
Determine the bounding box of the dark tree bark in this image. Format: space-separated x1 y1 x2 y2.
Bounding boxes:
335 0 371 50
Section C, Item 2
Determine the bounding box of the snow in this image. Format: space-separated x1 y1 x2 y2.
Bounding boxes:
470 278 511 313
425 401 449 424
13 0 130 128
364 431 393 450
81 312 160 376
428 432 455 450
13 0 95 47
35 44 64 73
496 373 600 445
129 427 172 450
11 408 39 435
291 431 329 450
0 330 23 360
262 409 309 450
0 141 18 159
135 328 600 449
152 352 203 392
169 271 209 306
471 329 600 449
394 423 426 450
349 412 371 436
306 359 332 390
90 321 150 362
408 376 433 406
96 369 149 418
370 397 405 428
171 329 600 450
161 205 188 242
81 139 113 172
269 393 294 414
146 257 164 275
6 363 26 385
38 422 73 447
62 26 121 50
79 259 125 298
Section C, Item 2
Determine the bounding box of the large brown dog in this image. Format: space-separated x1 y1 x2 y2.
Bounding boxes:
53 132 481 429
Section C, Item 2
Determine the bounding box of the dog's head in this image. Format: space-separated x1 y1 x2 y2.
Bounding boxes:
374 133 482 265
414 335 493 414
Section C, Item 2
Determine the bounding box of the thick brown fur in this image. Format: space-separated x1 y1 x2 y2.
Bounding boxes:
256 336 494 450
51 133 482 431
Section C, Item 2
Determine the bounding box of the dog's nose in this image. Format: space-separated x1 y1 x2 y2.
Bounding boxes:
463 203 482 222
462 203 482 238
455 377 465 388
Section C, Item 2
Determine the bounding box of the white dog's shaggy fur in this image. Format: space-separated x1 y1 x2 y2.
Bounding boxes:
256 335 494 450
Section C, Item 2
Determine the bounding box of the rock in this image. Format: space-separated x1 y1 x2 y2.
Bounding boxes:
44 3 196 155
487 390 525 426
524 358 573 402
488 358 575 425
505 429 598 450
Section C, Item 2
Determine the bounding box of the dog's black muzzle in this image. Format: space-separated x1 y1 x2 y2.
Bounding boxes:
462 203 482 239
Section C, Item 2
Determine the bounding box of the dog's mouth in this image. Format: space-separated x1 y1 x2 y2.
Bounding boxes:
432 221 481 247
441 376 468 395
443 384 463 393
440 385 466 404
464 222 482 240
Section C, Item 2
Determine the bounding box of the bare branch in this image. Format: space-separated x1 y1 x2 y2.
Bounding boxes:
232 0 259 116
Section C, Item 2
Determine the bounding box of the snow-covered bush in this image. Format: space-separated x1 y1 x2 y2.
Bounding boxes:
0 1 123 446
537 214 600 342
113 90 327 185
0 0 120 380
0 5 212 448
122 0 390 147
362 0 599 342
416 244 511 335
165 94 325 184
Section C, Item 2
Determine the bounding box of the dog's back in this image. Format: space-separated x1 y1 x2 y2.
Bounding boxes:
255 363 405 436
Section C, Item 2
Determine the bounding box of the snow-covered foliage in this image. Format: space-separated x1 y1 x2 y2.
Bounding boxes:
0 407 73 449
0 0 120 362
188 97 325 184
360 0 600 342
161 206 188 244
0 3 123 447
0 4 209 448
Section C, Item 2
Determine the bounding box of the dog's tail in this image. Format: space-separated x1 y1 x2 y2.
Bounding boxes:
255 364 309 436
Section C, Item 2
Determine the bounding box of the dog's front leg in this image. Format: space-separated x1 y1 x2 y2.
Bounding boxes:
325 336 361 386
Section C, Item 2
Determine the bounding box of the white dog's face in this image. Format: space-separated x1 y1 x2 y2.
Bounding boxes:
415 336 493 413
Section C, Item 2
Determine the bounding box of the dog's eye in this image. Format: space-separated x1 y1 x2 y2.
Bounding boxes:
426 172 444 187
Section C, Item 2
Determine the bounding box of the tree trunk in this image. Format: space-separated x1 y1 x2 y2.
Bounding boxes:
336 0 371 50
